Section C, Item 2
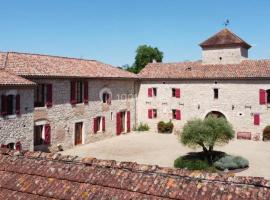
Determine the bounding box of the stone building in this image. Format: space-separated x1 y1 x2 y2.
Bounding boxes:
0 52 137 151
0 28 270 151
138 29 270 140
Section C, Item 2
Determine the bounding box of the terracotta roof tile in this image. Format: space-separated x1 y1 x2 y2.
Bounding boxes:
0 149 270 199
0 69 35 86
200 28 251 49
4 52 137 79
139 59 270 79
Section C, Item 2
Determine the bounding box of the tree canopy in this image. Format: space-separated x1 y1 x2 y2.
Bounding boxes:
125 45 163 74
180 116 235 164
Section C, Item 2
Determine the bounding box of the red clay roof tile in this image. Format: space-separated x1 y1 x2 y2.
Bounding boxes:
0 69 35 86
139 60 270 79
200 28 251 49
4 52 137 79
0 149 270 199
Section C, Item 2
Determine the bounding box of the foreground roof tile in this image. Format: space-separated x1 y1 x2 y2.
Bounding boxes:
0 149 270 199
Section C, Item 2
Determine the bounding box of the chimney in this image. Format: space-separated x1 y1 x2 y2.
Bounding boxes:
152 59 157 63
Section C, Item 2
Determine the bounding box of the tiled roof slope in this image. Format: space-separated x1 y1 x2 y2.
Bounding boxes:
0 52 7 68
200 28 251 49
3 52 137 78
0 70 35 86
0 149 270 200
139 60 270 79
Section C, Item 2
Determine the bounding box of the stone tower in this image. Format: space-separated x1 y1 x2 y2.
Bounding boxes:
200 29 251 64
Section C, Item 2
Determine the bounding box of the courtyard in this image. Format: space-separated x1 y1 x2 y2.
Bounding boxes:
62 132 270 179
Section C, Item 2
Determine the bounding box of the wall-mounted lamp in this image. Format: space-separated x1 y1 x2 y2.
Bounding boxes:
198 104 200 110
232 105 235 110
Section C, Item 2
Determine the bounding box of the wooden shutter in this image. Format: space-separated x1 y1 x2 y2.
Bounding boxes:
93 118 98 134
127 111 131 132
1 95 7 115
84 80 89 104
148 88 152 97
148 109 153 119
44 124 51 145
46 84 53 108
15 141 21 151
175 88 180 98
254 114 260 125
1 144 7 148
116 112 121 135
15 94 20 114
70 81 76 105
176 109 181 120
102 116 105 132
259 89 266 105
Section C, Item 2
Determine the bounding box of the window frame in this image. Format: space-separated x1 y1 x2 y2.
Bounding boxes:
152 109 157 118
102 92 110 104
75 81 83 104
266 89 270 104
7 95 15 115
172 88 176 97
172 109 177 119
34 125 44 146
152 88 157 97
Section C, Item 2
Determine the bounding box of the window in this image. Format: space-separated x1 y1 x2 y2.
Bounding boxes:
102 92 111 104
153 88 157 96
172 88 176 97
267 89 270 103
214 88 219 99
172 109 181 120
7 95 14 115
7 143 15 150
34 84 45 107
34 125 44 146
93 116 105 133
76 81 83 103
97 117 102 132
71 80 88 104
172 109 177 119
152 109 157 118
172 88 180 98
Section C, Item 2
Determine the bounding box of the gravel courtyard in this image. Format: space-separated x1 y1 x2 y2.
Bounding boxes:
62 132 270 179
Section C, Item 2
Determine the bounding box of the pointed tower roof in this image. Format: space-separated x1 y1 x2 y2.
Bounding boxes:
200 28 251 49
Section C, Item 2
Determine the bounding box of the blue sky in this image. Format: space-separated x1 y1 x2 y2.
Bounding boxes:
0 0 269 66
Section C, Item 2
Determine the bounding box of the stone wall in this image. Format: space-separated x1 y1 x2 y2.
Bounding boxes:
32 78 136 151
0 88 34 150
137 79 270 140
202 46 248 64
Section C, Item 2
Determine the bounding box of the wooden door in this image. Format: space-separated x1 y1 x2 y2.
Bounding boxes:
75 122 83 145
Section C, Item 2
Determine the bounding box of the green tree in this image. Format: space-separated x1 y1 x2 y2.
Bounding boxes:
180 116 235 164
126 45 163 74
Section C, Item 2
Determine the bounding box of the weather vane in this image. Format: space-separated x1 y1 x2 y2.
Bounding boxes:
223 19 230 27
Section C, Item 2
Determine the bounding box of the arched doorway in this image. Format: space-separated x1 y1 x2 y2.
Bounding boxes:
205 111 226 119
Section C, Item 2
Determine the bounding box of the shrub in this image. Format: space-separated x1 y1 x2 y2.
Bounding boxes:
135 123 150 131
263 125 270 141
174 151 225 171
158 121 174 133
214 155 249 170
180 116 234 164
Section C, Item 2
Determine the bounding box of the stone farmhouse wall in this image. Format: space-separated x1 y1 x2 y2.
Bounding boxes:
137 79 270 140
32 78 136 151
202 46 248 64
0 88 34 150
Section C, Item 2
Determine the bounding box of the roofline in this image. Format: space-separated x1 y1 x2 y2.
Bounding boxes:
139 77 270 81
21 75 138 80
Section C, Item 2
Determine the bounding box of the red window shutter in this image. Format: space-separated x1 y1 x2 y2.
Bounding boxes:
148 88 152 97
1 95 7 115
84 80 89 104
148 109 153 119
15 94 20 115
254 114 260 125
176 109 181 120
259 89 266 105
44 124 51 145
93 118 98 134
127 111 131 132
102 116 105 132
46 84 53 108
116 112 121 135
1 144 7 148
15 141 22 151
175 88 180 98
70 81 76 105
